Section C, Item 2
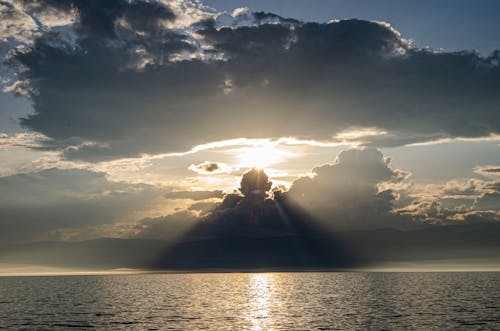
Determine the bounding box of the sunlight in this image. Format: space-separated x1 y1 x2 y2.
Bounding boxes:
231 143 296 169
335 127 388 141
246 274 276 330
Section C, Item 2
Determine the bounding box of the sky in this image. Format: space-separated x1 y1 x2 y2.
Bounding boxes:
0 0 499 247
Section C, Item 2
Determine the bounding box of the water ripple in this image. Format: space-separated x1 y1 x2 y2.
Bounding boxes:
0 272 499 330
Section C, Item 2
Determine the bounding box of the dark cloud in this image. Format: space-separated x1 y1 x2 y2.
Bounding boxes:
6 0 200 159
238 168 272 200
0 5 498 160
19 0 176 37
218 192 243 209
135 168 317 239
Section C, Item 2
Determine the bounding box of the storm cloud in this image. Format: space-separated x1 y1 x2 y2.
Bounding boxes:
1 2 499 160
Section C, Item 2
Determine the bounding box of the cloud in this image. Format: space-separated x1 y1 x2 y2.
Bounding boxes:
396 174 500 224
0 4 498 161
187 201 219 216
137 149 416 240
448 210 500 223
135 167 314 239
2 148 493 245
0 1 39 44
17 0 177 36
0 132 49 149
474 165 500 178
71 147 498 244
472 192 500 211
188 161 232 174
231 7 249 18
396 199 448 224
164 189 223 200
441 179 486 196
0 168 167 243
238 168 272 199
142 148 497 241
131 210 199 240
286 148 411 229
397 198 500 225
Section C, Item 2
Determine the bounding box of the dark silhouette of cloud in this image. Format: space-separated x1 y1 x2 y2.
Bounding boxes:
135 168 314 239
238 168 272 200
18 0 177 37
1 3 499 160
132 167 358 269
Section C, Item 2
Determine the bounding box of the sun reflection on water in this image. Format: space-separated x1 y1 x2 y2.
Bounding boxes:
246 274 276 330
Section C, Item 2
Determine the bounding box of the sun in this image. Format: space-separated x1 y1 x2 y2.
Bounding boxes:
231 143 295 169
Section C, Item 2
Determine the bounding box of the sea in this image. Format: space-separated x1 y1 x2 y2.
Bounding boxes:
0 272 499 330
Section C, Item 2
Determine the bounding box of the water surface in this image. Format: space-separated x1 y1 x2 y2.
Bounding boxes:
0 272 499 330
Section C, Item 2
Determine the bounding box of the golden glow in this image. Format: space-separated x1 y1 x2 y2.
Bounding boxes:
231 143 296 169
246 274 276 330
335 127 388 141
